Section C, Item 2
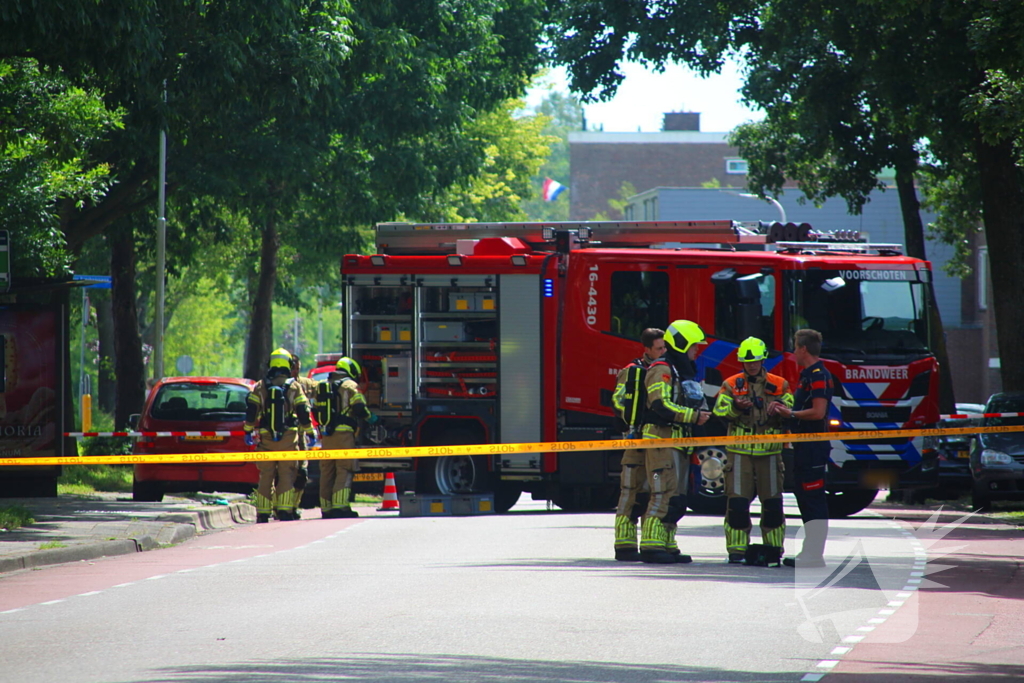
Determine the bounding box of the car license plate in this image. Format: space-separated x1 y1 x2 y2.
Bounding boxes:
353 472 384 482
957 450 969 459
182 436 224 442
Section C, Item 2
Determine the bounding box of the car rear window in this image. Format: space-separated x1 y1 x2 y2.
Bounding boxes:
150 383 250 422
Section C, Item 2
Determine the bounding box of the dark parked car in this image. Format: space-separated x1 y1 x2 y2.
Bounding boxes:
932 404 984 494
970 391 1024 511
130 377 257 502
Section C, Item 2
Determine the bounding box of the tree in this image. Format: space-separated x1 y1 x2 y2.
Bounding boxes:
521 89 584 221
546 0 1024 391
418 99 555 223
0 59 122 278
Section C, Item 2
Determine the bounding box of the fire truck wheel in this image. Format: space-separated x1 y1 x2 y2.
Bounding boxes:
826 488 878 518
416 427 489 495
687 447 728 515
418 454 488 495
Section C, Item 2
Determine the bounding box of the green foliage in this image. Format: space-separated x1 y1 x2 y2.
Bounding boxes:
78 438 133 457
419 99 556 223
164 277 243 377
0 504 34 531
58 464 133 494
0 59 123 277
38 541 67 550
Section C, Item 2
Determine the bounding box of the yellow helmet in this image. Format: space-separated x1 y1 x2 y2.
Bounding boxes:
737 336 768 362
664 320 706 353
335 356 362 379
268 347 292 371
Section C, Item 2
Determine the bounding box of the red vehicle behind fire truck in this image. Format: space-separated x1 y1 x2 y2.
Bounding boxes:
340 220 939 516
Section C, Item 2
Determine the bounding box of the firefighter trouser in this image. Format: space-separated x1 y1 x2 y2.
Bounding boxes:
320 429 359 512
614 449 650 550
639 444 684 553
253 430 300 514
723 452 786 555
793 440 830 558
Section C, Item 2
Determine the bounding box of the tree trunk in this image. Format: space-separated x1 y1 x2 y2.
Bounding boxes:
894 157 956 414
95 292 117 415
975 134 1024 392
243 218 278 381
110 225 147 429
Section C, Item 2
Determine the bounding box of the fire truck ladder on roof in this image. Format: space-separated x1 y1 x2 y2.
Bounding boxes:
374 220 768 254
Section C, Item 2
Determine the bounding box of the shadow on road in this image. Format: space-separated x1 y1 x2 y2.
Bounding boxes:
148 652 803 683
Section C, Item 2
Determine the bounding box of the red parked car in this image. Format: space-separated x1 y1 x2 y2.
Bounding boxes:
130 376 257 502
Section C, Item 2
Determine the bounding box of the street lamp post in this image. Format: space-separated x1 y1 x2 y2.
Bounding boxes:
154 84 168 381
739 193 787 223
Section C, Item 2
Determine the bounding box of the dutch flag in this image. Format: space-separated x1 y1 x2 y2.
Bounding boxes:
542 177 567 202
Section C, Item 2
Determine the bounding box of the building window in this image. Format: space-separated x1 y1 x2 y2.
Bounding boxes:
978 246 988 311
726 158 748 174
624 204 634 220
609 270 669 340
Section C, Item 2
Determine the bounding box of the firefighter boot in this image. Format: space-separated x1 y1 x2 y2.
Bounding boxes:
327 488 358 518
724 520 750 564
639 516 676 564
254 492 273 524
664 523 692 564
613 515 641 561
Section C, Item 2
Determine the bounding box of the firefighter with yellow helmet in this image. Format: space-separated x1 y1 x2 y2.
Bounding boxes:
243 347 314 523
639 320 711 564
713 336 794 564
315 356 376 518
610 327 664 562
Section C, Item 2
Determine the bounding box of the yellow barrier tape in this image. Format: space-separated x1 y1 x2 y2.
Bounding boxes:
1 424 1021 467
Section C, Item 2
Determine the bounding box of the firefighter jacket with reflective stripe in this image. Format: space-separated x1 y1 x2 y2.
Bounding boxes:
642 359 700 437
713 369 793 456
244 379 311 440
612 351 658 431
318 377 370 435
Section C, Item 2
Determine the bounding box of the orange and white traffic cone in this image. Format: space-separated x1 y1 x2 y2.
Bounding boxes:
378 472 400 511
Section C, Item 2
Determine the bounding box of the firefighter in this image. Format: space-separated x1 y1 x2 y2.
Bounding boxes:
611 328 665 562
317 357 377 518
639 320 711 564
289 353 320 509
713 337 794 564
243 348 314 523
769 328 833 569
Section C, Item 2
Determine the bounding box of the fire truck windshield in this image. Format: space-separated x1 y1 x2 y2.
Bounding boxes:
788 269 931 359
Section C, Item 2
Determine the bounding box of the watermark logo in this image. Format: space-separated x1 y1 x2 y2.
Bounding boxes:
794 507 978 643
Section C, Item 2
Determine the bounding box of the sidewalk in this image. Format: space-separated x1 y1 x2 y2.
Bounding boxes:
0 493 256 574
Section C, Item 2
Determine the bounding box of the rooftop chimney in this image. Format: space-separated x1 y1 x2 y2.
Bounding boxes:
662 112 700 132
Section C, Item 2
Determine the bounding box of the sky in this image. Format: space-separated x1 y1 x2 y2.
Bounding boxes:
526 60 765 134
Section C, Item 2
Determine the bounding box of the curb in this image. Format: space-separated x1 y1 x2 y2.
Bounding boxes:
0 501 256 575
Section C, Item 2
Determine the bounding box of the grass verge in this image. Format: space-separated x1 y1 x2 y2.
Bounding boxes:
58 465 133 495
0 504 35 530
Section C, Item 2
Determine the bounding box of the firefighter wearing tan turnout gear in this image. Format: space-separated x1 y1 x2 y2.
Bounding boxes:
611 328 665 562
316 357 375 518
713 337 794 564
244 348 314 523
639 320 711 564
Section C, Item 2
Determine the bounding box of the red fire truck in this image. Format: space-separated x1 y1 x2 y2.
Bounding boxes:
341 220 939 516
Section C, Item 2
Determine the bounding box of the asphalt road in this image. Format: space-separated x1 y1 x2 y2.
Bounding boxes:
0 496 1007 683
